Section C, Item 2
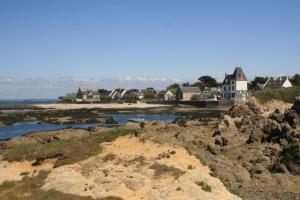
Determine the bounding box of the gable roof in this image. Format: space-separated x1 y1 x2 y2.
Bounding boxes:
223 67 247 84
78 88 100 95
180 87 201 93
166 88 179 95
264 77 291 89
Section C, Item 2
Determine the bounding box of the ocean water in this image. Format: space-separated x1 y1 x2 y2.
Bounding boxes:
0 114 181 139
0 99 57 106
101 114 180 124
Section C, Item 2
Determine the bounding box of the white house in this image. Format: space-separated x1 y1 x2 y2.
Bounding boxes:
222 67 248 101
263 76 293 89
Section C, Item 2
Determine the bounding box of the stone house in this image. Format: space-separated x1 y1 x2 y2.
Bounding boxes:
177 87 201 101
164 89 178 101
76 88 100 102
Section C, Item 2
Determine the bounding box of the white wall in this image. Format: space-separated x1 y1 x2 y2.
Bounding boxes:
282 80 293 88
236 81 248 91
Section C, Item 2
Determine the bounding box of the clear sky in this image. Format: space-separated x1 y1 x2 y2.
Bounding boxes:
0 0 299 98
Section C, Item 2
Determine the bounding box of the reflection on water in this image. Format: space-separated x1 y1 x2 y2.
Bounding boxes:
0 114 180 139
100 114 180 124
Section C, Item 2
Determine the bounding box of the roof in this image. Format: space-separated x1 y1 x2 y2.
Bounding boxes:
223 67 247 84
157 90 166 95
180 87 201 93
78 88 100 95
167 88 179 95
264 77 291 89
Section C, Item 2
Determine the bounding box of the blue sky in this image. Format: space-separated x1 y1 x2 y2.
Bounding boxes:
0 0 299 98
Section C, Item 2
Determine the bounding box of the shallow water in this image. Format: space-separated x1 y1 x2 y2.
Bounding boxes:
100 114 180 124
0 121 105 139
0 99 57 106
0 114 180 139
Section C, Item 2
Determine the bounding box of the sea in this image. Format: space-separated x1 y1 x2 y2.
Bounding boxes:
0 99 57 106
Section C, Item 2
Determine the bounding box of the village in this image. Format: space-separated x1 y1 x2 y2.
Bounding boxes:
61 66 296 104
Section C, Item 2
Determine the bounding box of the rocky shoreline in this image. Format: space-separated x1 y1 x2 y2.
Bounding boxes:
0 100 299 199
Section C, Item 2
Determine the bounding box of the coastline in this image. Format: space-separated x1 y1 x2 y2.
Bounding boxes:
35 102 171 110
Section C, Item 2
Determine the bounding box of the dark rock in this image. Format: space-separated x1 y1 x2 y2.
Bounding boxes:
284 109 299 129
264 119 283 142
228 103 254 118
269 109 284 123
213 129 221 137
214 136 228 147
280 141 300 175
292 99 300 113
247 128 264 144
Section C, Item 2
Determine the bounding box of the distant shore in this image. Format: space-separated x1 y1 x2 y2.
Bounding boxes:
35 102 170 110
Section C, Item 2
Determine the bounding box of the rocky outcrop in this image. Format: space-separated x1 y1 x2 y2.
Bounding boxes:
292 99 300 114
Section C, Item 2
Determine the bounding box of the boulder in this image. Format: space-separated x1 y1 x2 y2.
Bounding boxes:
228 103 254 118
269 109 284 123
247 128 264 144
292 99 300 113
280 142 300 175
214 136 228 147
284 109 299 129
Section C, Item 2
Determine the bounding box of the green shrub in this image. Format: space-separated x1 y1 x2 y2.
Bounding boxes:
0 128 141 168
225 185 241 196
196 181 212 192
150 164 185 179
253 86 300 103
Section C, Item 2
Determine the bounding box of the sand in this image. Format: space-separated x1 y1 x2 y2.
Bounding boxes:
0 158 55 184
42 136 240 200
35 102 170 110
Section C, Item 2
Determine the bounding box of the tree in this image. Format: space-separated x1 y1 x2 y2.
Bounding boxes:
167 83 180 89
142 88 156 99
198 76 218 88
181 82 190 87
291 74 300 86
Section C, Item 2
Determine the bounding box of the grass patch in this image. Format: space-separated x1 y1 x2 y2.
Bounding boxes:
0 170 122 200
150 163 185 179
225 185 241 197
0 128 141 167
253 86 300 103
196 154 207 166
187 165 193 170
127 155 146 166
195 181 212 193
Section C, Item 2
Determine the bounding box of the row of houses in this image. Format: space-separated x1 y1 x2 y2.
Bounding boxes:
156 87 220 102
64 67 294 103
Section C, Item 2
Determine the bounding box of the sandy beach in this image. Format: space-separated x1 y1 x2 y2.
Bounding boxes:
35 102 170 110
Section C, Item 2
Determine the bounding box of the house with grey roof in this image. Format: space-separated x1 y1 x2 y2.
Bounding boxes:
177 87 202 101
262 76 293 89
221 67 248 101
76 88 100 102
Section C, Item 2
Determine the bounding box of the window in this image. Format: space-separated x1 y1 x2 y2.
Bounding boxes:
231 93 235 98
232 86 235 91
224 86 227 91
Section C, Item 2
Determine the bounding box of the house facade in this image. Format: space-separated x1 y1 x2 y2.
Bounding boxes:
177 87 201 101
221 67 248 101
156 90 166 101
263 76 293 89
200 87 221 101
76 88 100 102
164 89 178 101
